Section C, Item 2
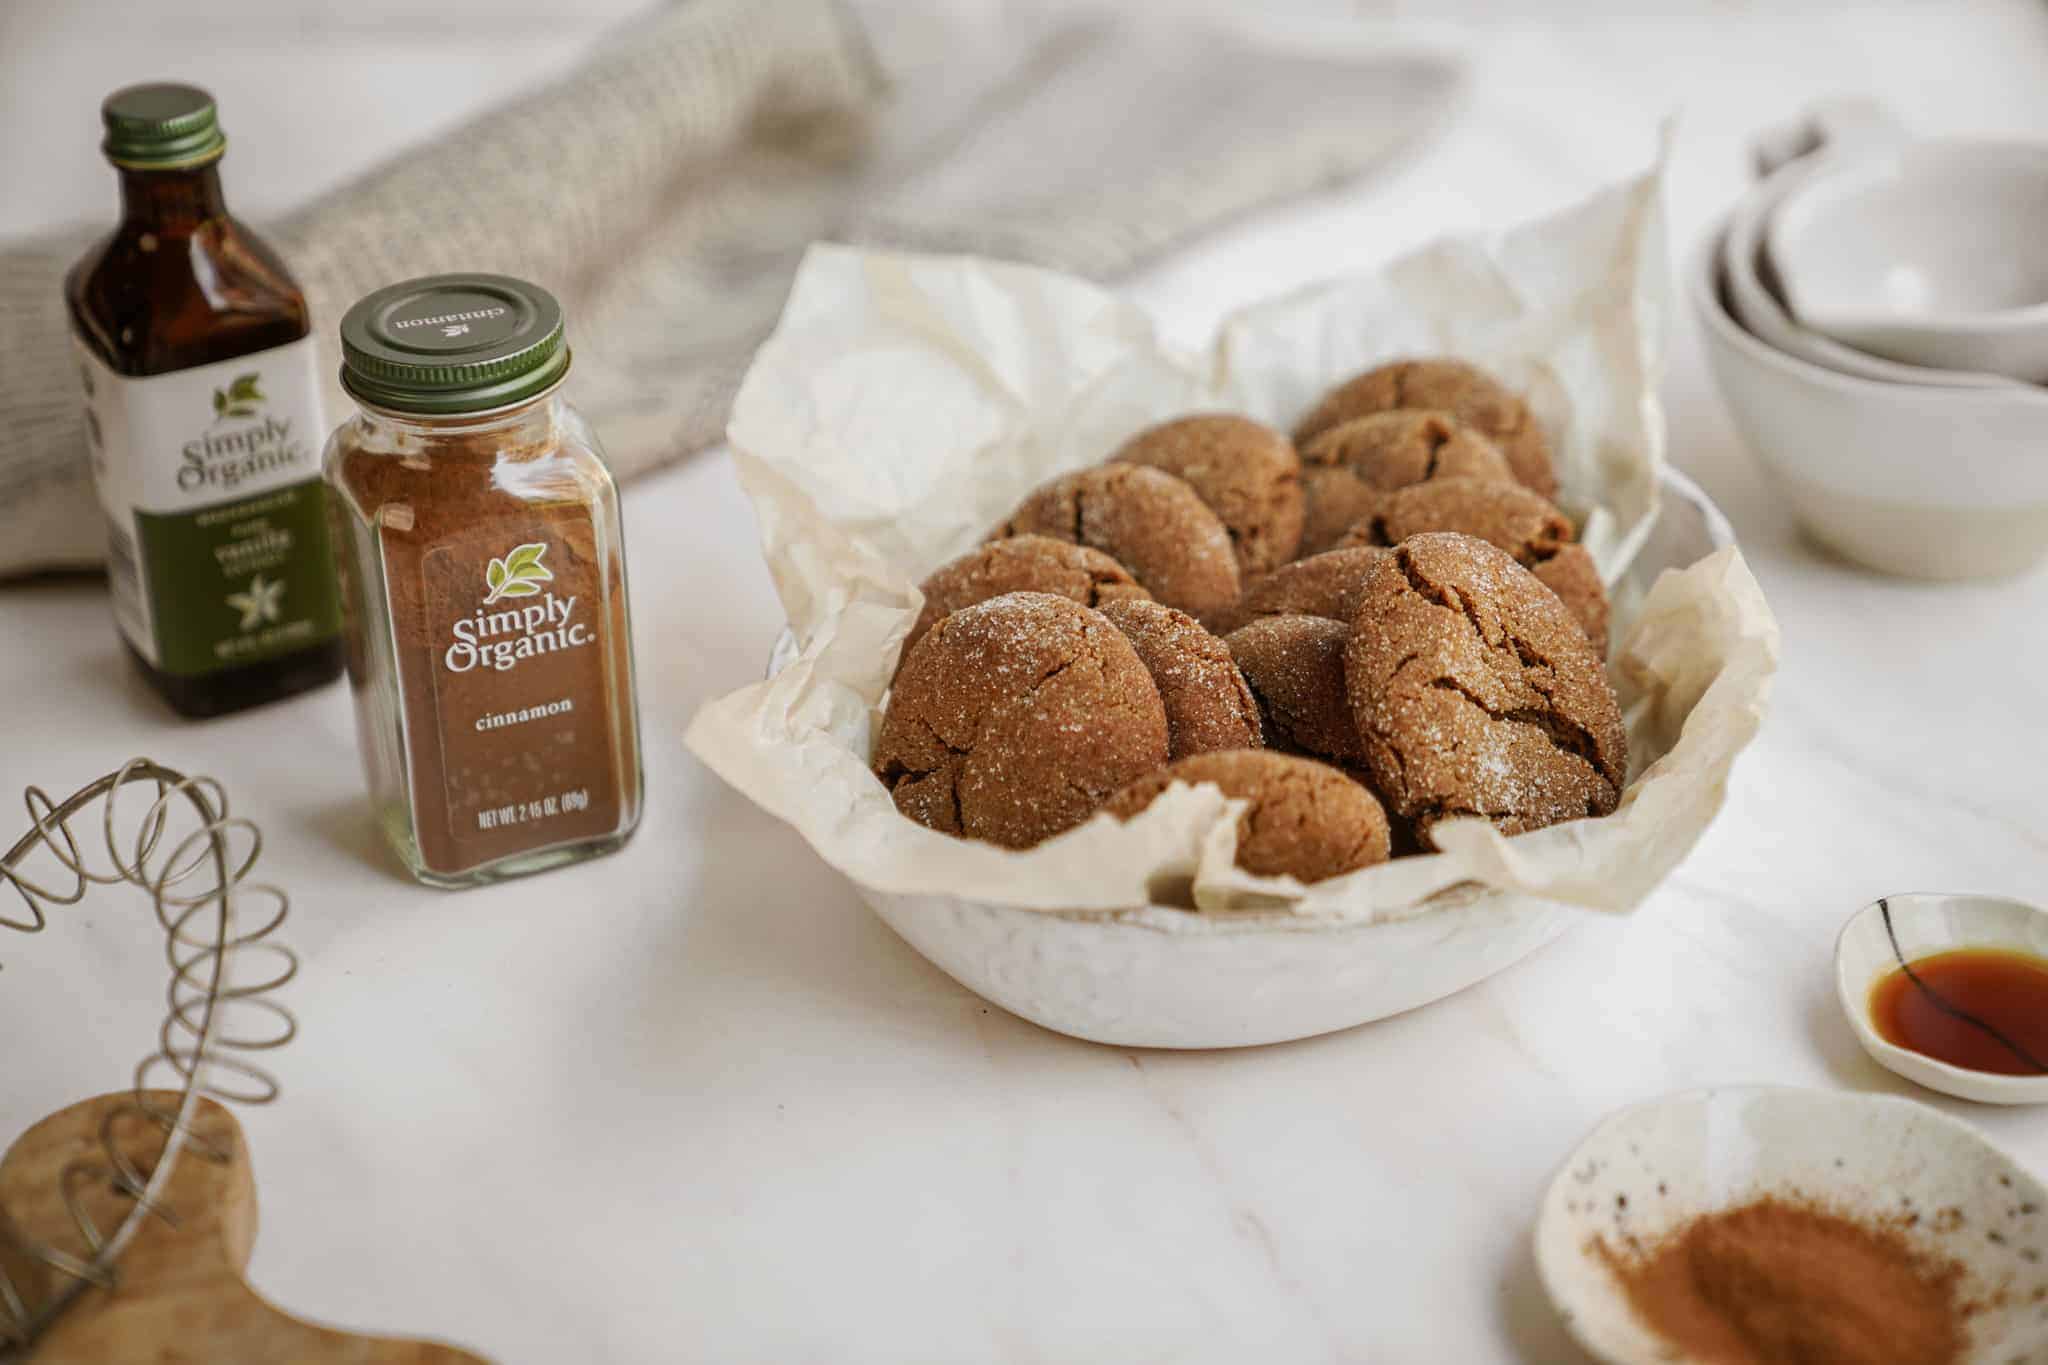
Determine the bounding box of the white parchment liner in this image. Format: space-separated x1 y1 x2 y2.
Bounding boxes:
686 158 1780 925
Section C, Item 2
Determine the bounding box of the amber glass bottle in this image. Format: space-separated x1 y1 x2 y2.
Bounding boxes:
67 83 342 717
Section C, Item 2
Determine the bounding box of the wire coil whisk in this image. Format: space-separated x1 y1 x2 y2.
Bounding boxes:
0 759 296 1352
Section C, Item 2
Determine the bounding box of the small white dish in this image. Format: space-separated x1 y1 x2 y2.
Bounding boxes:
1835 892 2048 1105
1693 221 2048 580
1723 170 2016 391
1770 141 2048 382
1536 1086 2048 1365
1726 103 2018 391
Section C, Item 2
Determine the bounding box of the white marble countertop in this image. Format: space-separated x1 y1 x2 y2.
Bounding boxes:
7 5 2048 1361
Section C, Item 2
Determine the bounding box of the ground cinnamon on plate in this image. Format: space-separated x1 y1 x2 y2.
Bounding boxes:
1596 1195 1970 1365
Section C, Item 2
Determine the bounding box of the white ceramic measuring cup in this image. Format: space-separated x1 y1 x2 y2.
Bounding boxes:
1730 101 2020 390
1770 140 2048 382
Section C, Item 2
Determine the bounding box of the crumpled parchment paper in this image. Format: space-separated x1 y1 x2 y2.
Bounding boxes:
685 157 1781 923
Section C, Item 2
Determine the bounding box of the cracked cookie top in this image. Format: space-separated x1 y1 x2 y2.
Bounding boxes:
1343 533 1625 844
1338 477 1609 654
1297 410 1511 556
1209 545 1390 636
1341 476 1571 558
1302 410 1513 487
1109 413 1304 576
1098 599 1262 760
1227 615 1366 766
989 464 1242 622
1105 750 1390 884
1291 357 1556 499
903 534 1150 670
874 592 1169 849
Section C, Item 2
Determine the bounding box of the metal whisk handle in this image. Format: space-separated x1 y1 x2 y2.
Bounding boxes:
0 759 296 1353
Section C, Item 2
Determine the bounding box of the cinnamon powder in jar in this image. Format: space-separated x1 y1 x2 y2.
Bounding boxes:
1595 1195 1973 1365
324 274 641 887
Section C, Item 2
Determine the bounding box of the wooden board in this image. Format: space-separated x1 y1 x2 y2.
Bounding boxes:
1 1092 489 1363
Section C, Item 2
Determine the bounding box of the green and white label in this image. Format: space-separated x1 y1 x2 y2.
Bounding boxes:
75 333 341 676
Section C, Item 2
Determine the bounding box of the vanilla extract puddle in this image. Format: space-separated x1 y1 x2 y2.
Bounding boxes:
1871 899 2048 1076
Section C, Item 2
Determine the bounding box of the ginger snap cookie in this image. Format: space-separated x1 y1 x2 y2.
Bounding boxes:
1343 533 1626 846
1110 414 1304 576
1337 477 1609 654
990 464 1241 621
1105 750 1390 883
1098 599 1262 759
903 535 1149 668
1227 615 1365 765
1526 548 1609 657
1297 467 1385 561
1209 546 1390 636
1292 357 1556 498
1297 410 1513 555
874 592 1169 848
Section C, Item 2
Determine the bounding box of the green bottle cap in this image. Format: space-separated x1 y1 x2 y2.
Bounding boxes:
101 83 226 170
338 273 570 416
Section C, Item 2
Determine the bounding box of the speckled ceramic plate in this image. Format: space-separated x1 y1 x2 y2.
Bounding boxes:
1535 1086 2048 1365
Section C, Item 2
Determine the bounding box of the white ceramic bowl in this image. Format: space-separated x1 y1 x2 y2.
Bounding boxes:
1693 222 2048 580
784 467 1732 1049
1536 1085 2048 1365
1835 893 2048 1105
1723 160 2016 390
1770 141 2048 382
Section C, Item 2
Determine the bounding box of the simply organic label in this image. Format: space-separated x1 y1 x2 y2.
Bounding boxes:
416 527 620 864
75 334 340 675
442 543 597 674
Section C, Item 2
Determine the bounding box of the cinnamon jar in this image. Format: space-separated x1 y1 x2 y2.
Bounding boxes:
324 274 642 887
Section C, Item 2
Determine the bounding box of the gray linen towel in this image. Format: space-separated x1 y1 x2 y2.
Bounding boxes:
0 0 1459 577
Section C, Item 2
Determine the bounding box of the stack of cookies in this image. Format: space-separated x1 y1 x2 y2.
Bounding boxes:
872 357 1627 886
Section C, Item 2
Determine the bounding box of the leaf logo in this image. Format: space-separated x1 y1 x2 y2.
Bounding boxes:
210 372 265 420
483 542 552 604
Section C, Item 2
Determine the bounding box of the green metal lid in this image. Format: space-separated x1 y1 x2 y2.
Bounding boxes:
338 273 570 416
101 83 226 170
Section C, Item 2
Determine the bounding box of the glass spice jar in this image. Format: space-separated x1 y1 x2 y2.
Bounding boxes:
324 274 642 887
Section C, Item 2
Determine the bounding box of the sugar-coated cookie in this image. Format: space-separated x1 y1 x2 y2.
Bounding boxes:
1293 358 1555 498
1104 750 1390 883
1338 477 1609 654
1343 534 1626 845
1111 414 1304 576
903 535 1149 668
991 465 1241 622
875 593 1169 848
1098 599 1262 759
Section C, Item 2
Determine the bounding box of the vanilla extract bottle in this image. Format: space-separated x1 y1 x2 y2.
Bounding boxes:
67 83 342 717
